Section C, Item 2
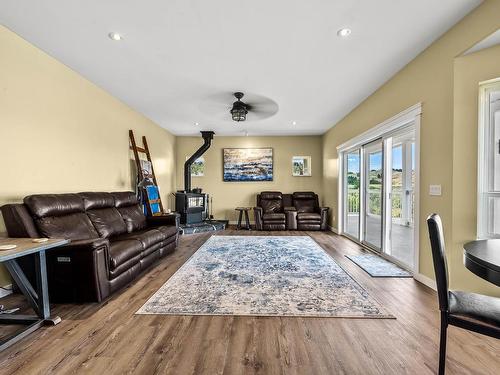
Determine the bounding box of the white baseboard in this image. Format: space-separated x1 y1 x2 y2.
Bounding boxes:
0 284 13 298
327 225 339 234
413 273 436 290
228 220 256 225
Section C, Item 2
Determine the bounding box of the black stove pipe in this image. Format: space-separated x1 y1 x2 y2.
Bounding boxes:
184 131 215 192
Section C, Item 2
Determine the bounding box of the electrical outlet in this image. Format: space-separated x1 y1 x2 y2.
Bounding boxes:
429 185 442 196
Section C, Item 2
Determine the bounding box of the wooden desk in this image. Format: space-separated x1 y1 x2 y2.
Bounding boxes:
0 237 69 351
463 239 500 287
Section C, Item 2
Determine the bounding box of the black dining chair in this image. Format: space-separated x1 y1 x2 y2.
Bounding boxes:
427 214 500 374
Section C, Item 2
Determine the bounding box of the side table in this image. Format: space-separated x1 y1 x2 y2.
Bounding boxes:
235 207 252 230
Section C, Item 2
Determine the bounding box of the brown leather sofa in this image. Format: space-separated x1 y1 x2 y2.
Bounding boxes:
1 191 178 302
254 191 328 231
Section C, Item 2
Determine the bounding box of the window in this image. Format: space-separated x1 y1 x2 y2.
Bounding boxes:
478 80 500 238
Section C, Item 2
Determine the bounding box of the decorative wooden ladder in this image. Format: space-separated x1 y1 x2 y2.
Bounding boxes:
129 130 164 216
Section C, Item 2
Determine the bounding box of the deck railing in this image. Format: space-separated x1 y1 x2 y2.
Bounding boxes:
347 187 414 226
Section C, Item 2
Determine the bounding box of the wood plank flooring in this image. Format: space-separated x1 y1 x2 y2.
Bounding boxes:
0 230 498 374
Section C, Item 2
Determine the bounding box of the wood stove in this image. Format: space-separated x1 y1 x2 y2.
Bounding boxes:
175 192 207 224
175 131 214 224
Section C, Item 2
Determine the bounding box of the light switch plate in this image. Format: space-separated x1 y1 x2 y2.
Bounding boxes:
429 185 442 196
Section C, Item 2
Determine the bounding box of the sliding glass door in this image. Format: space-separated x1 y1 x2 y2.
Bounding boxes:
344 150 361 240
387 131 415 268
363 140 383 251
340 125 416 271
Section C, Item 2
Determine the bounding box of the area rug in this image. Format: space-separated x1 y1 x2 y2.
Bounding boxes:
137 236 393 318
346 254 412 278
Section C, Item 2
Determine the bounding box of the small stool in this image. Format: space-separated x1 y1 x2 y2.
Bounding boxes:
235 207 251 230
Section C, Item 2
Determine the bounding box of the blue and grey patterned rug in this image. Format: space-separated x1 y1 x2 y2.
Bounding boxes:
346 254 412 277
137 236 393 318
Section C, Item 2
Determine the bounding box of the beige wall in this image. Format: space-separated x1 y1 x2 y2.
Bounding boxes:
0 26 176 286
176 136 323 222
452 44 500 296
322 1 500 296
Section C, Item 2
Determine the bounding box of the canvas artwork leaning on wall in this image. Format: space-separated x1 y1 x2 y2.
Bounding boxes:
223 148 273 181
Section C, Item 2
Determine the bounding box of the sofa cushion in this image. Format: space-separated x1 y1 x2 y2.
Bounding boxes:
117 205 147 233
261 200 282 213
293 192 317 213
259 192 283 213
36 213 99 240
87 208 127 238
263 213 286 221
109 240 143 270
114 229 164 248
24 193 84 218
79 192 115 210
297 212 321 221
112 191 139 208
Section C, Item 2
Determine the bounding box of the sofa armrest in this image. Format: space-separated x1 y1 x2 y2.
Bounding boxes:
284 206 296 212
47 237 111 302
146 213 180 228
319 207 330 231
64 238 109 250
253 207 263 230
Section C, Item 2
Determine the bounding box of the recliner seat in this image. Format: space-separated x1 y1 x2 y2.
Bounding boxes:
292 192 329 231
254 191 287 230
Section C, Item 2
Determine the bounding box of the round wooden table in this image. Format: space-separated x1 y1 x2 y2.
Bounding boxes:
463 239 500 287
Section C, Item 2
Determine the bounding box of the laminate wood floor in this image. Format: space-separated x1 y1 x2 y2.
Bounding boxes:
0 230 498 374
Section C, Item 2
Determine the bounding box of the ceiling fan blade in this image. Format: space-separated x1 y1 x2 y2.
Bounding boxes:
246 101 279 114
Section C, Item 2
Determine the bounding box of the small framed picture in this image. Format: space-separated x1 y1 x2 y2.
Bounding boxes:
186 156 205 177
292 156 311 176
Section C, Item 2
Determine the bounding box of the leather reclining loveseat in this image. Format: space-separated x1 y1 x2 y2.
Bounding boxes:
254 191 328 231
1 191 178 302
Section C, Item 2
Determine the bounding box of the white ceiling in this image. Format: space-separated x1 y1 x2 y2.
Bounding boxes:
463 28 500 55
0 0 482 136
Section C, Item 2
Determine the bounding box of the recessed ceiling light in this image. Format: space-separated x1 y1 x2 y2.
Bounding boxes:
108 32 123 41
292 121 297 126
337 28 351 37
195 122 199 126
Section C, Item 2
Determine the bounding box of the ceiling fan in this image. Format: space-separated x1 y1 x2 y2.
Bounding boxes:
198 91 279 123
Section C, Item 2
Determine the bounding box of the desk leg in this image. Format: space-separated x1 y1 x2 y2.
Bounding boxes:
4 260 40 314
1 251 61 352
34 250 50 319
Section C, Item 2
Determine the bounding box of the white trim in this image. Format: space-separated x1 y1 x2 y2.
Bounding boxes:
328 225 339 234
337 103 422 152
413 273 437 291
337 104 421 274
229 220 256 225
477 78 500 239
338 152 344 235
413 114 421 273
0 284 13 299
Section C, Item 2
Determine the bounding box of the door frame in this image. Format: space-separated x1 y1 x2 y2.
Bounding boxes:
337 103 421 273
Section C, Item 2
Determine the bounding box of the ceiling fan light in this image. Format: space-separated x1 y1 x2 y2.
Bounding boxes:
231 109 246 122
230 99 248 122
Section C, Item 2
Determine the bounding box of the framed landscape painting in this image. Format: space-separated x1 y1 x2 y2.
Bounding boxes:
223 148 273 182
